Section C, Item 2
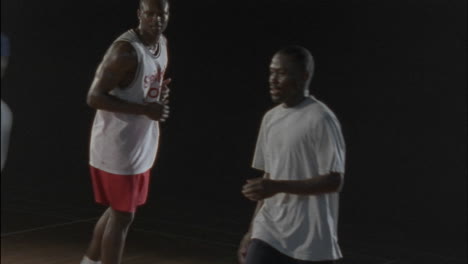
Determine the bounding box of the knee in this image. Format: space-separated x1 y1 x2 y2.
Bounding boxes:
110 209 134 227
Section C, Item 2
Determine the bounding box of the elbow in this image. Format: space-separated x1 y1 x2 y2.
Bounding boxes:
87 92 101 109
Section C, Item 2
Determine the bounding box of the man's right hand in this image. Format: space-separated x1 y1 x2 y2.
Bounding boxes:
144 101 169 121
237 233 251 264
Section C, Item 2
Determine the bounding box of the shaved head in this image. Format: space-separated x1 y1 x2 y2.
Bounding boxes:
275 46 315 94
139 0 168 9
276 45 315 77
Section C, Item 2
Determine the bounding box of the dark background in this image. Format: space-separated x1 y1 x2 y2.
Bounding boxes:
1 0 466 258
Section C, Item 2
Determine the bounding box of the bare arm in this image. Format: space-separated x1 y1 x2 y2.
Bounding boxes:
273 172 342 195
87 42 144 113
87 42 169 120
242 172 342 201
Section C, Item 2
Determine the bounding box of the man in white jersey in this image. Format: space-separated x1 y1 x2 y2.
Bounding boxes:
81 0 170 263
238 46 345 264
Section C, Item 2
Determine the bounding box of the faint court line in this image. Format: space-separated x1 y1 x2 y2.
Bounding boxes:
0 217 98 238
1 205 238 248
2 205 242 237
3 199 465 262
1 217 237 250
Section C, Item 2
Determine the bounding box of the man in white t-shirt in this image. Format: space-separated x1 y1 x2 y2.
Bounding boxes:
238 46 346 264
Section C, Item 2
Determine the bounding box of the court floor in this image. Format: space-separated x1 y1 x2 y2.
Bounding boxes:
1 186 466 264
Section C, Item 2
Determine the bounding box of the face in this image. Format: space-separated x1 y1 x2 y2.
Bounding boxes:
269 53 307 105
138 0 170 38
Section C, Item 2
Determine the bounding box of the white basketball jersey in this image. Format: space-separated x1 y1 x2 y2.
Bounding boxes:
89 30 168 175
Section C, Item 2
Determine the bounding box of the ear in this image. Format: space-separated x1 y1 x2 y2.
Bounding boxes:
137 8 142 20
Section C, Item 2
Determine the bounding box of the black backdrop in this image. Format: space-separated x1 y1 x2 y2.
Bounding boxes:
1 0 466 247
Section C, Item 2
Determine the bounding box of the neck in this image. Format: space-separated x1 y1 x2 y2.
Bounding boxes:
283 86 307 107
135 27 159 47
283 94 307 108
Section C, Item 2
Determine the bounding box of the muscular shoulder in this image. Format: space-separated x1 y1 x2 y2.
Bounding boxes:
101 41 138 72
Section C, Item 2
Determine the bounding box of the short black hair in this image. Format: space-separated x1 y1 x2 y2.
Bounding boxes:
277 45 315 75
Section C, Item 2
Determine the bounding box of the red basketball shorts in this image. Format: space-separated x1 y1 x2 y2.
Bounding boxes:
90 166 151 213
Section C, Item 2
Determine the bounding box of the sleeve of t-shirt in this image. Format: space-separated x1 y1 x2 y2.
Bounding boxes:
314 112 346 175
252 115 268 172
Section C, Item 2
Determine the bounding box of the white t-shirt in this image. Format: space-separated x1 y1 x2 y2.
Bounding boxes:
89 30 168 175
251 96 345 261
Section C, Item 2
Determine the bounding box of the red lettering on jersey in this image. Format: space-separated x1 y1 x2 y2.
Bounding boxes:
144 68 165 102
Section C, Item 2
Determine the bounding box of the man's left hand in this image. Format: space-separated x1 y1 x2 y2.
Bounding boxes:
161 78 172 103
242 177 279 201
